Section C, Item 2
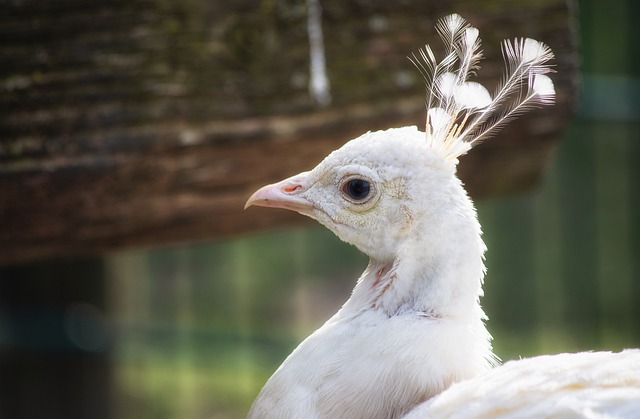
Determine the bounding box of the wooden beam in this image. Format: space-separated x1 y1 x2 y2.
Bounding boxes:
0 0 577 265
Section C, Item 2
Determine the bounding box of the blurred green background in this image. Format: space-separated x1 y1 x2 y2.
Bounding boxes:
2 0 640 418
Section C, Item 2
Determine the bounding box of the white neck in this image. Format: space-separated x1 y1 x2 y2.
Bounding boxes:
341 187 486 322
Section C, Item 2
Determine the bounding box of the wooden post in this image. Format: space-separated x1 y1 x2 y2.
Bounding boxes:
0 0 577 265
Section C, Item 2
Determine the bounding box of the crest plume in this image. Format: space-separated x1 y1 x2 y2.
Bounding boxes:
409 14 556 160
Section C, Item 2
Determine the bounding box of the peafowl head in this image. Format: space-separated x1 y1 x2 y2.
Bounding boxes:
245 14 555 265
245 126 458 262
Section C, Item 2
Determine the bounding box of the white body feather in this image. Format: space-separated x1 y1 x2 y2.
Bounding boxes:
404 350 640 418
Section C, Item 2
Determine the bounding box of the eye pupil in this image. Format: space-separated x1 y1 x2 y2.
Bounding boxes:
345 179 371 201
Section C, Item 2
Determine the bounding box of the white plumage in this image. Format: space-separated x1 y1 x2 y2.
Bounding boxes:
246 126 496 418
404 350 640 418
244 13 640 419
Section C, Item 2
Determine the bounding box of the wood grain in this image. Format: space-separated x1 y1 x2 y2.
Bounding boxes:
0 0 578 265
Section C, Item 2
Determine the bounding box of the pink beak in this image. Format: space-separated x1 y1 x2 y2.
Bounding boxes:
244 171 314 214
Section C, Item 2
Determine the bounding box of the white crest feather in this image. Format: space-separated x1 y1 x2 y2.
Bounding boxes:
410 14 556 160
436 72 457 98
454 82 492 109
428 107 452 141
532 74 555 103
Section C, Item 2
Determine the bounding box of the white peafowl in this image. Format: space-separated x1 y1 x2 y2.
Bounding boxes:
244 14 640 419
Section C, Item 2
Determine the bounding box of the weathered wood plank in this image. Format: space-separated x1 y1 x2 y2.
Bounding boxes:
0 0 577 265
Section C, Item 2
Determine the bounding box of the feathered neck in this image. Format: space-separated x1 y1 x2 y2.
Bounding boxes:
341 175 486 321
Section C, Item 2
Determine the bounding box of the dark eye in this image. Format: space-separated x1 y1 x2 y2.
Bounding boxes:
343 179 371 201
